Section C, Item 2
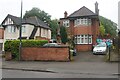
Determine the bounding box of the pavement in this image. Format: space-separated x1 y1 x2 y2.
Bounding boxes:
1 52 119 76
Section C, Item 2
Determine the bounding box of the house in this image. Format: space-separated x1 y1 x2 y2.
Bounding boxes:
60 2 100 51
1 14 51 40
0 26 4 52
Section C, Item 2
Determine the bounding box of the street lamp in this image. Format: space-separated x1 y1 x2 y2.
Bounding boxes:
19 0 23 60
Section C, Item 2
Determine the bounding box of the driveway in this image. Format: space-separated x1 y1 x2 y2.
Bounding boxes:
74 51 105 62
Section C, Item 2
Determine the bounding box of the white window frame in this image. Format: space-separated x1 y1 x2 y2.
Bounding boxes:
75 35 92 44
7 26 16 33
74 18 92 26
63 20 69 27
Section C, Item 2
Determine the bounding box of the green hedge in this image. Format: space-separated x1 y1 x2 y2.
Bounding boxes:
4 40 48 60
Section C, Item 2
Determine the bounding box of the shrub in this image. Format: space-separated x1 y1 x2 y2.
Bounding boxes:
4 40 48 60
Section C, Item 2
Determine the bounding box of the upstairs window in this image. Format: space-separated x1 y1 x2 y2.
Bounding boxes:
63 20 69 27
74 18 91 26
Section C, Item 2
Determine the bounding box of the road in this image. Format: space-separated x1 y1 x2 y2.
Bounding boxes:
1 52 119 78
2 69 118 78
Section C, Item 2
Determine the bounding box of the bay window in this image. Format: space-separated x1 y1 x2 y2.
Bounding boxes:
74 35 92 44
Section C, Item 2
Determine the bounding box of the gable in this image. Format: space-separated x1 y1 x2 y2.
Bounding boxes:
2 14 21 26
2 17 14 25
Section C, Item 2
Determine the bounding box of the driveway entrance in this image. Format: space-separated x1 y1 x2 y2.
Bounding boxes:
74 52 105 62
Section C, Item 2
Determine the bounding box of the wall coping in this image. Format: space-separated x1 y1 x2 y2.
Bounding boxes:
22 46 70 48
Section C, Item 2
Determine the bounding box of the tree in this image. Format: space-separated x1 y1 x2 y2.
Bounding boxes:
99 16 117 37
49 19 59 39
23 7 51 25
23 7 59 39
60 26 68 44
99 22 105 37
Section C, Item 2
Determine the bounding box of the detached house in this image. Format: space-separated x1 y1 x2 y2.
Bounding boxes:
1 14 51 40
60 2 100 51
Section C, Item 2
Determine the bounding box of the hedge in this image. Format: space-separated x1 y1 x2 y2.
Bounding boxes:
4 40 48 60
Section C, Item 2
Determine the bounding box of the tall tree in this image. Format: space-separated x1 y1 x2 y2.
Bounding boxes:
99 16 117 37
23 7 59 39
23 7 51 25
99 22 105 37
49 19 59 39
60 26 68 44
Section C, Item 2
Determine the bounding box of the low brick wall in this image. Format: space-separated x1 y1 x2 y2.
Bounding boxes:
21 46 70 61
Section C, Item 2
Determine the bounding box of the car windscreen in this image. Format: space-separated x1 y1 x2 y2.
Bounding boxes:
96 44 106 47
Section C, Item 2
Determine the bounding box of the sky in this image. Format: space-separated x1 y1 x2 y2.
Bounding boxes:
0 0 119 24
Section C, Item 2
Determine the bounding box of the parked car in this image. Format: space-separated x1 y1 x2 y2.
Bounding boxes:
49 39 57 43
43 43 59 47
93 42 107 55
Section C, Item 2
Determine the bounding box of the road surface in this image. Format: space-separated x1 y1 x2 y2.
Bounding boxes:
2 69 119 78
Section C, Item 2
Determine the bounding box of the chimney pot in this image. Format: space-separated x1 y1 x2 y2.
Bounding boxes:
95 1 99 15
64 11 68 18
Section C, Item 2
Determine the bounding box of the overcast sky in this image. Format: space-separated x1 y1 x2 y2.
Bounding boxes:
0 0 119 24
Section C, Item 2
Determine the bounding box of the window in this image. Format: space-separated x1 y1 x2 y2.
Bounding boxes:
43 29 46 36
74 35 92 44
63 20 69 27
8 26 11 33
7 26 16 33
88 19 92 25
74 18 92 26
85 35 88 43
22 26 26 33
89 35 92 44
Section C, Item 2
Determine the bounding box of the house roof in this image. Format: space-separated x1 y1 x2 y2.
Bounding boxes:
2 14 50 29
68 6 97 18
23 16 50 29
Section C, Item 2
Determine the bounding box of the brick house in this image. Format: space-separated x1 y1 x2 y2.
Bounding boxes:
60 2 100 51
0 26 4 51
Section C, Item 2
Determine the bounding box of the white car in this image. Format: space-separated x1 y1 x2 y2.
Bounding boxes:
43 43 59 47
93 42 107 54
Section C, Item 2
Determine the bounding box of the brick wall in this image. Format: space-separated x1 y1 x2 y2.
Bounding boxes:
74 26 92 35
75 45 92 52
21 47 70 61
0 28 4 39
92 18 99 45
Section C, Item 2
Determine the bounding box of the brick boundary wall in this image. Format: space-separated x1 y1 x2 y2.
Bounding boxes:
21 46 70 61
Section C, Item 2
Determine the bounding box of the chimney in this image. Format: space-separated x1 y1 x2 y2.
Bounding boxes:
64 11 68 18
95 1 99 15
